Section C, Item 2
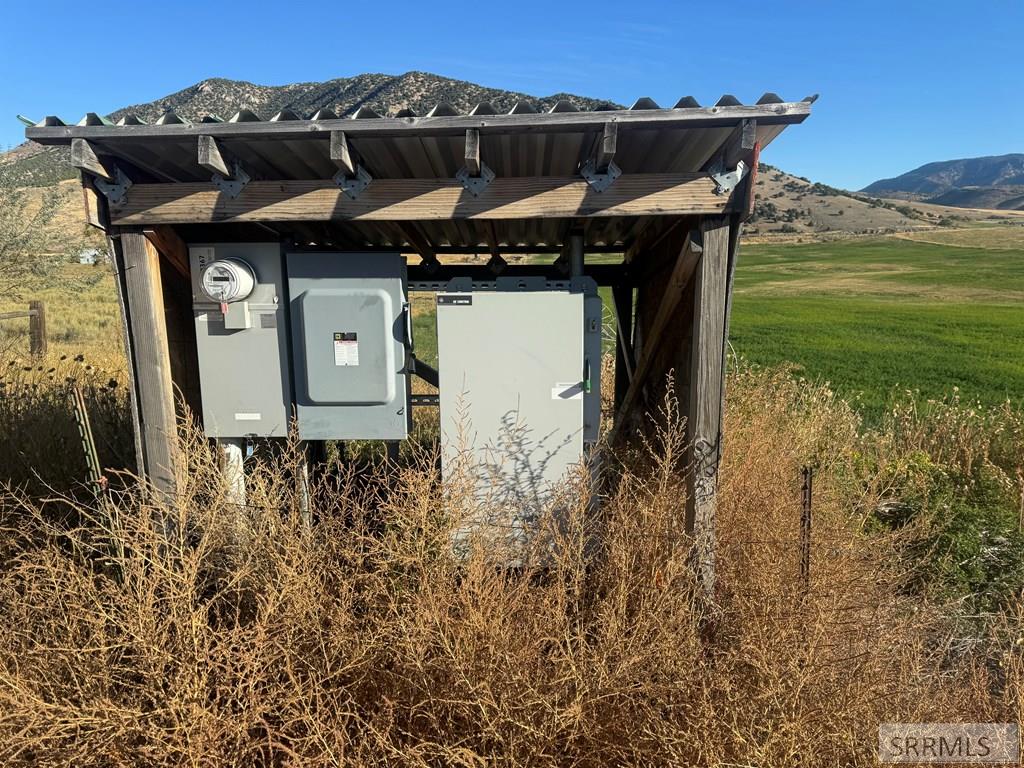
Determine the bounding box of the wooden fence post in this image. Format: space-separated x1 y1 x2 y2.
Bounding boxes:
28 300 46 356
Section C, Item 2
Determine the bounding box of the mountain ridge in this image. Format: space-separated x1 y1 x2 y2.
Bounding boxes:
862 154 1024 210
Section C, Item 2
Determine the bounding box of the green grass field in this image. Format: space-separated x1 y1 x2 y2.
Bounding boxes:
729 237 1024 419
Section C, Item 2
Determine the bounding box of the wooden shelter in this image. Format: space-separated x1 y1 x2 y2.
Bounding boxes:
27 92 814 588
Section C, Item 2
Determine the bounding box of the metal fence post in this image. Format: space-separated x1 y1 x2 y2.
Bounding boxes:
800 465 813 589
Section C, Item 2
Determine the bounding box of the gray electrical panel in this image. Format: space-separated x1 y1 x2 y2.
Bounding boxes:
436 278 602 543
190 243 290 438
287 252 411 440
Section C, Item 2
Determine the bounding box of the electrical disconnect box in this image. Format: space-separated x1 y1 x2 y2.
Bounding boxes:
436 278 602 542
190 243 291 438
287 252 411 440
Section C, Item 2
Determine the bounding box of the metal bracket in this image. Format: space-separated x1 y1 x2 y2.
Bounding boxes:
580 159 621 192
709 159 748 195
94 167 133 205
212 162 251 198
332 164 372 199
455 162 495 197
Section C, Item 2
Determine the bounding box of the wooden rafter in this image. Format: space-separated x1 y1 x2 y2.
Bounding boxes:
330 131 356 176
595 121 617 170
70 138 115 181
197 135 232 176
464 128 481 176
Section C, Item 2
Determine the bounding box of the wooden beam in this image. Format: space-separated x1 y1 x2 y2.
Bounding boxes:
686 216 731 594
329 130 356 176
70 138 115 181
143 225 190 279
118 230 179 503
27 101 812 144
611 232 698 438
197 134 231 176
108 173 732 225
0 310 35 321
596 121 617 170
464 128 481 176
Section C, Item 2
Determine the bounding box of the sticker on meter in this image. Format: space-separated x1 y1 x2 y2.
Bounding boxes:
333 332 359 366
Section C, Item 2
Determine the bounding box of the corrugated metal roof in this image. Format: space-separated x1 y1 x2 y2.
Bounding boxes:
27 94 815 252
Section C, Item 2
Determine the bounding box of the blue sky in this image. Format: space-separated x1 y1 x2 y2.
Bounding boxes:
1 0 1019 190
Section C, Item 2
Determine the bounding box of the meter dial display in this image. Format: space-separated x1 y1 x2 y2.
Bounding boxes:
200 259 256 303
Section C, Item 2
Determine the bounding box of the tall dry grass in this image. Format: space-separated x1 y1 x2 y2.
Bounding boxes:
0 351 133 496
1 365 1020 766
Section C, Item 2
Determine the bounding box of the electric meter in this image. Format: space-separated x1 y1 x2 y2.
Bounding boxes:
200 259 256 303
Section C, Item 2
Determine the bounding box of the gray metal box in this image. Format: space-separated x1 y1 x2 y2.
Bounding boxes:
190 243 290 438
436 280 601 539
287 252 410 440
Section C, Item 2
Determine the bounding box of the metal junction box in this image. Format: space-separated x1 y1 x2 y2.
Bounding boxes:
436 278 602 537
287 252 411 440
190 243 290 438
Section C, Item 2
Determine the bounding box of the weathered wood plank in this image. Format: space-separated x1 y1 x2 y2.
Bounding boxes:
464 128 481 176
596 121 617 170
27 101 812 144
329 130 355 176
197 134 231 176
70 138 115 181
686 216 730 594
119 230 179 502
109 173 733 225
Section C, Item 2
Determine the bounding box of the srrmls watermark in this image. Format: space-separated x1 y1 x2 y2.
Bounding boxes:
879 723 1020 764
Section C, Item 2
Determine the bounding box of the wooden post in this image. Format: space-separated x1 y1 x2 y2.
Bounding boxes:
117 229 179 503
28 300 46 356
686 216 731 595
